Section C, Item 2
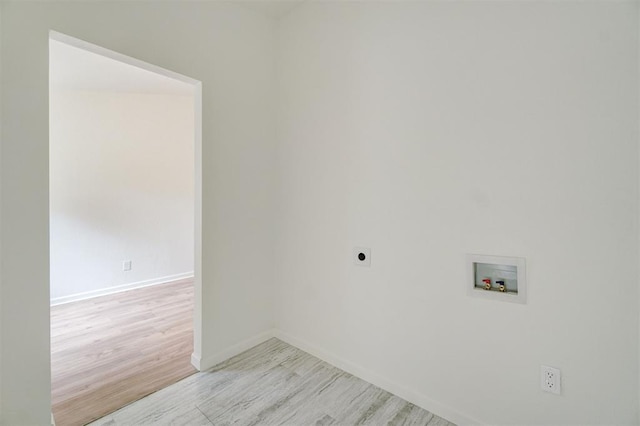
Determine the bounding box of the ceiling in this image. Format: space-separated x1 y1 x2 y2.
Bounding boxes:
49 39 195 96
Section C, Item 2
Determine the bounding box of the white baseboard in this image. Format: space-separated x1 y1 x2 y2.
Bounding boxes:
193 328 277 371
50 272 194 306
170 326 480 425
273 330 482 426
191 353 203 370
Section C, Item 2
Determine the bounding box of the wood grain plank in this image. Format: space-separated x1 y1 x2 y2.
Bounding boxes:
51 279 196 426
90 338 455 426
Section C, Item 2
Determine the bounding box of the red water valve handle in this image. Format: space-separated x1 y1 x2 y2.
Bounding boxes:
482 278 492 290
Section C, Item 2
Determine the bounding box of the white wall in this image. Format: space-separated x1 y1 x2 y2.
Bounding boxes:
0 2 275 424
50 90 194 302
0 2 3 418
275 1 639 425
2 1 639 425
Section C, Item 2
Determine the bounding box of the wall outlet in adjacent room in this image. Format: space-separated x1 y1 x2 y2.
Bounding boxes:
122 260 132 271
541 365 561 394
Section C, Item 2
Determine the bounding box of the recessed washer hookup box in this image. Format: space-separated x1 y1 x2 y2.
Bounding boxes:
466 254 527 304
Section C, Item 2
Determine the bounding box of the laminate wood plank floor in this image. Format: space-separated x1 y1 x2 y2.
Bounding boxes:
89 338 455 426
51 279 196 426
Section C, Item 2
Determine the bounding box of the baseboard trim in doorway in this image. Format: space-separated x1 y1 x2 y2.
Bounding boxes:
273 329 481 426
193 329 277 371
50 272 194 306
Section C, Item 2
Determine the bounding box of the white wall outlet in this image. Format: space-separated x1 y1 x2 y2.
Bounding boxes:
541 365 561 394
122 260 132 271
353 247 371 267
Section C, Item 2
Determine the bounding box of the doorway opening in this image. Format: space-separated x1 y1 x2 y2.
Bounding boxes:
48 31 203 426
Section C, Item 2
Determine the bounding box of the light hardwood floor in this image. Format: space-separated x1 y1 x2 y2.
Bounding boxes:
51 279 196 426
89 338 455 426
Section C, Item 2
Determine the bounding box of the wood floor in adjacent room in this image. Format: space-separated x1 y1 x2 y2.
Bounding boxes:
51 278 196 426
89 338 455 426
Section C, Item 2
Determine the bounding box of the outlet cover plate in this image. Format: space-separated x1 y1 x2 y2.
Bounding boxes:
541 365 561 395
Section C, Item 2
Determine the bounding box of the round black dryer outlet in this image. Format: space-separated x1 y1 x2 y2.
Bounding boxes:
353 247 371 267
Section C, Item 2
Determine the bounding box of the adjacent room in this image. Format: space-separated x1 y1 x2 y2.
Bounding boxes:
49 36 197 425
0 1 639 425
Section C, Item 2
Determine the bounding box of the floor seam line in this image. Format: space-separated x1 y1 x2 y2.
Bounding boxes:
195 403 215 425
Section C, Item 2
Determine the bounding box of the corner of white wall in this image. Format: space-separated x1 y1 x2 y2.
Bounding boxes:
197 329 277 371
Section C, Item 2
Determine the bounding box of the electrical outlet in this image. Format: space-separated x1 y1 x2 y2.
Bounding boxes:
123 260 132 271
541 365 561 394
353 247 371 267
